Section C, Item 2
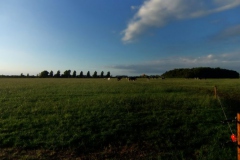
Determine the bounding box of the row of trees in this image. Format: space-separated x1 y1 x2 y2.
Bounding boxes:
38 70 111 78
1 67 239 79
161 67 239 78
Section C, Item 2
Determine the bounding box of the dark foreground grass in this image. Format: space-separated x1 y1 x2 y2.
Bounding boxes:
0 78 239 159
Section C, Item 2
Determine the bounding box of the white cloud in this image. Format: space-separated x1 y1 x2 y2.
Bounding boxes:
108 52 240 75
122 0 240 43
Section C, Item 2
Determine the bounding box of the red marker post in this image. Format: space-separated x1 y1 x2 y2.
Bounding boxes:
231 134 237 143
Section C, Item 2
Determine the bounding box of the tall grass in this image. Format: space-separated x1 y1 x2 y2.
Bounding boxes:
0 78 239 159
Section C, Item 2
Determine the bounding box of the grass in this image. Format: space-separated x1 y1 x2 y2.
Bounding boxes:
0 78 239 159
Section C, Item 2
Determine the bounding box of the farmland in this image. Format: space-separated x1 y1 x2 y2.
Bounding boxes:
0 78 239 159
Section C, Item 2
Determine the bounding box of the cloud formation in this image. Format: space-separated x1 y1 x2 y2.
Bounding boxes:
122 0 240 42
109 52 240 75
213 24 240 40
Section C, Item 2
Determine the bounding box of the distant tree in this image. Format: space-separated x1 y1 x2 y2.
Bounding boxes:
63 70 68 77
68 70 71 77
57 70 61 77
49 70 53 77
27 73 29 77
39 70 49 78
79 71 83 78
63 70 71 78
20 73 24 77
87 71 91 78
73 70 76 78
92 71 97 78
106 71 111 78
54 70 61 77
101 71 104 78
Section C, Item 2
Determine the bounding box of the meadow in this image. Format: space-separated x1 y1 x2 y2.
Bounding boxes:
0 78 239 159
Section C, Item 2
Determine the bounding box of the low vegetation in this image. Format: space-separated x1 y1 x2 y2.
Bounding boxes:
0 78 239 159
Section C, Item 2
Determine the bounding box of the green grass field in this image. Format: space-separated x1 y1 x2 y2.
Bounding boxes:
0 78 239 159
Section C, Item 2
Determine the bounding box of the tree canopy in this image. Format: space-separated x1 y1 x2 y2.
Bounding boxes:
161 67 239 78
39 70 49 78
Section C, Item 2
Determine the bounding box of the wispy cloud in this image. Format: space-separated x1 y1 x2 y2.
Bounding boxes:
122 0 240 43
213 24 240 41
108 52 240 75
131 6 139 10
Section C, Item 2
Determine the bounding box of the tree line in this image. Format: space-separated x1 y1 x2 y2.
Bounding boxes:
0 70 111 78
38 70 111 78
1 67 239 79
161 67 239 78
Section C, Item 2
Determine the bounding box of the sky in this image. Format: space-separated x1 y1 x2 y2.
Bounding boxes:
1 0 240 76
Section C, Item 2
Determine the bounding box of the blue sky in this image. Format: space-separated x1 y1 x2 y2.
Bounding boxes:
1 0 240 76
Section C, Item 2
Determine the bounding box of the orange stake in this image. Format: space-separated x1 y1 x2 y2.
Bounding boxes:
237 113 240 160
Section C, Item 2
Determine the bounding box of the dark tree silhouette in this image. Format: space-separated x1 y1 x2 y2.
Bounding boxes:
161 67 239 78
39 70 49 78
106 71 111 78
92 71 97 78
63 70 71 78
49 71 53 77
87 71 91 78
54 70 61 77
101 71 104 78
79 71 83 78
73 70 76 78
